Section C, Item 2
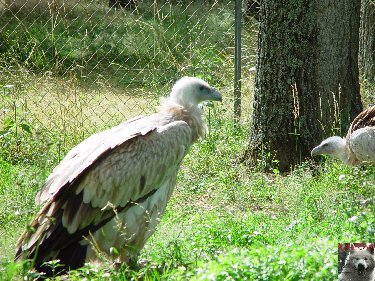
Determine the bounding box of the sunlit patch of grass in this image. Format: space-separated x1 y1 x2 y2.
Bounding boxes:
0 159 47 260
0 0 247 88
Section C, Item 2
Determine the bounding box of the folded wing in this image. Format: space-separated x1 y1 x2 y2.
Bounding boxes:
15 117 192 269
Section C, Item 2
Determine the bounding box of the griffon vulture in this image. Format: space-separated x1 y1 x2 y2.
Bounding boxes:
15 77 222 275
311 105 375 165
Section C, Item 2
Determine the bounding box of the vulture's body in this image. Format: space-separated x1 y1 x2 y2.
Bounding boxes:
15 77 222 275
311 105 375 165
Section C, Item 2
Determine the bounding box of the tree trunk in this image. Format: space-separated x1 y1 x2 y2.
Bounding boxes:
243 0 362 172
359 0 375 82
109 0 136 10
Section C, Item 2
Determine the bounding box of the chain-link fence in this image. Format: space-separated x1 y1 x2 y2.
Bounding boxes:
0 0 258 164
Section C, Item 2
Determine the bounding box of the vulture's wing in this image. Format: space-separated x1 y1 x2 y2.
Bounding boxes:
347 106 375 139
36 115 147 204
15 118 192 265
349 127 375 162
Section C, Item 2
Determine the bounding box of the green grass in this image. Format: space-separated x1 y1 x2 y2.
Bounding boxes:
0 159 49 261
0 0 243 88
0 1 374 280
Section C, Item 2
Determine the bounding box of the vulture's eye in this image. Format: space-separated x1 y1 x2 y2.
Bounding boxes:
322 143 329 148
199 86 206 91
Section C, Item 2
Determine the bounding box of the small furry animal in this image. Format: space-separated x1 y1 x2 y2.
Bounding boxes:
339 247 375 281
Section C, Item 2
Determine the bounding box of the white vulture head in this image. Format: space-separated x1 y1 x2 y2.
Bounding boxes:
311 136 350 161
15 77 222 276
311 105 375 165
169 76 222 106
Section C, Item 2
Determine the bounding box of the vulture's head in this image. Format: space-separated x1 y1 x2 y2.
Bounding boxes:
311 136 348 160
170 77 222 107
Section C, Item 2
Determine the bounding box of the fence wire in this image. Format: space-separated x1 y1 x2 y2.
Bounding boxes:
0 0 258 163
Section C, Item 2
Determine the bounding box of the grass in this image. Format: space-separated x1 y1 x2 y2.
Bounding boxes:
0 0 374 280
0 0 242 87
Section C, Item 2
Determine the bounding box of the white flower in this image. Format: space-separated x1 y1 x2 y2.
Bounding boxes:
349 216 358 222
338 175 346 181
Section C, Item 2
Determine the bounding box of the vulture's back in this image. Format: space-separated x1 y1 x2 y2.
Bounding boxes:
36 114 183 203
347 105 375 139
347 105 375 163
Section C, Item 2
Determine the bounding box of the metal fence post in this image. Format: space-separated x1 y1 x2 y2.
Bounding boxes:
234 0 242 124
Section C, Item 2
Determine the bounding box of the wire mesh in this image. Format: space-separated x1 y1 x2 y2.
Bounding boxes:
0 0 259 163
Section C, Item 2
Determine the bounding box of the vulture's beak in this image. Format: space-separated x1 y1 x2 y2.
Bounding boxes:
311 146 322 157
210 88 222 102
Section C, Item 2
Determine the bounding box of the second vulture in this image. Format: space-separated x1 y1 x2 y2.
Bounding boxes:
311 105 375 165
15 76 222 275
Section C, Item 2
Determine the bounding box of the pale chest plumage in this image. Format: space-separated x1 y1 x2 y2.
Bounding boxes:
348 126 375 163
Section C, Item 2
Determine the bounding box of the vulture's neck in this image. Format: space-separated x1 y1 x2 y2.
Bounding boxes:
159 98 207 142
338 141 359 166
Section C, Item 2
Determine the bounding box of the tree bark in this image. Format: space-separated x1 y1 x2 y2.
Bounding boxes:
359 0 375 83
243 0 362 172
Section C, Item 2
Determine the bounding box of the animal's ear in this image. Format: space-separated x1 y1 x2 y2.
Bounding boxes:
348 246 355 255
366 245 374 255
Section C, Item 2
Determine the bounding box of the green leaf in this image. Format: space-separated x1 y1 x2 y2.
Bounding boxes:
20 123 32 134
3 118 14 130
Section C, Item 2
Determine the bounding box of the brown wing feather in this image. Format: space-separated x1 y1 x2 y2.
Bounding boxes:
15 120 192 270
36 114 164 203
347 105 375 139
